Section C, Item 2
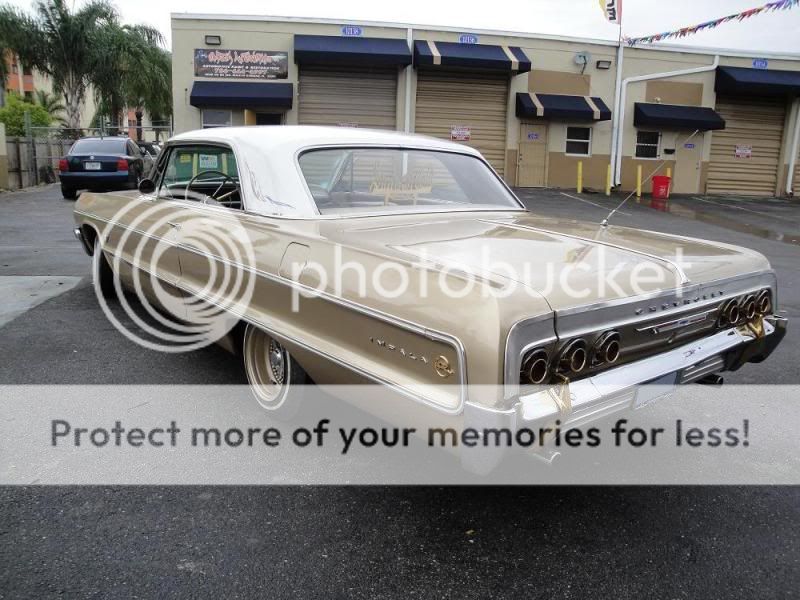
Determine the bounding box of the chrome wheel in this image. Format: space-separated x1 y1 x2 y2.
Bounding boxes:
243 325 306 415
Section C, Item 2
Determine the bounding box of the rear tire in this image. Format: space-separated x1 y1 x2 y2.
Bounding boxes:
92 237 117 299
243 324 309 419
61 184 77 200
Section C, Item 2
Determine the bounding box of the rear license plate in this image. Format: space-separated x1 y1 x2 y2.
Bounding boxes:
84 161 101 170
634 372 677 409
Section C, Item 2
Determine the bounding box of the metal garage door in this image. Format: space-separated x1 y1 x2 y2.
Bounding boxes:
414 70 509 177
298 66 398 130
707 96 786 196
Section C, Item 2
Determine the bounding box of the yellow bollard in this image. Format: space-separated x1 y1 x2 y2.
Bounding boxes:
636 165 642 200
577 161 583 194
605 163 612 196
666 166 672 179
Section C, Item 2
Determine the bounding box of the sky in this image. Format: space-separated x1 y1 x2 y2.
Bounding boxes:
8 0 800 53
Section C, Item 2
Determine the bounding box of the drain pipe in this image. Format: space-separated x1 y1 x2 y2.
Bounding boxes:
403 27 413 133
612 54 720 186
785 98 800 196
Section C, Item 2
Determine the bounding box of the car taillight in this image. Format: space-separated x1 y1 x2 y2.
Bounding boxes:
117 158 128 171
58 158 68 171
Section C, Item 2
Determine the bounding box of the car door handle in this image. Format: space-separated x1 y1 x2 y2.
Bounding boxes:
167 221 181 230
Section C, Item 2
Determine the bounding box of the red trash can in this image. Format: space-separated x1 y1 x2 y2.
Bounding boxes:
652 175 671 200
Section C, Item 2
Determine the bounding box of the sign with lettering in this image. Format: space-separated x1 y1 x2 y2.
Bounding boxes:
735 144 752 159
341 25 363 37
527 132 540 140
458 33 479 44
684 143 695 149
194 49 288 79
752 58 768 69
450 125 471 141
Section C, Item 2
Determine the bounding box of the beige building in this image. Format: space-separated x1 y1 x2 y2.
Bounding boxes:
171 14 800 196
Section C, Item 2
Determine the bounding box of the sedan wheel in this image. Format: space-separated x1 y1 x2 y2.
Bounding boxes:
243 324 308 417
92 237 117 299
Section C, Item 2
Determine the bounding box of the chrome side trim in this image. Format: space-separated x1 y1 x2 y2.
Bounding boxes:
98 239 469 415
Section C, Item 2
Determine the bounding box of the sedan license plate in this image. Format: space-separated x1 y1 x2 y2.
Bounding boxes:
634 372 677 409
84 161 101 170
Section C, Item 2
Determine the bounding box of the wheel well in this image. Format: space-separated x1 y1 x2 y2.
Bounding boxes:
80 225 98 256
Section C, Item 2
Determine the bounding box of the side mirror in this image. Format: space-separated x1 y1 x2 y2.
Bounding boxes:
138 178 156 194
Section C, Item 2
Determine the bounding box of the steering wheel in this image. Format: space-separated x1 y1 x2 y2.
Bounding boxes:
185 170 238 204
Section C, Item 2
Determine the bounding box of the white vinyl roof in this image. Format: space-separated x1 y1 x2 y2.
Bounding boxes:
167 126 484 217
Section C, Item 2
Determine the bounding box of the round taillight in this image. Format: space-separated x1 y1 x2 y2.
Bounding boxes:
756 290 772 315
559 339 587 374
521 348 549 385
594 331 621 365
718 299 740 327
742 295 757 321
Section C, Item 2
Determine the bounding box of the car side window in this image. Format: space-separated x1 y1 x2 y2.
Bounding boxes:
158 145 242 210
128 141 141 157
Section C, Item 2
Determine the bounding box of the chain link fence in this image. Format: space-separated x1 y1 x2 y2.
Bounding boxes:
4 117 172 190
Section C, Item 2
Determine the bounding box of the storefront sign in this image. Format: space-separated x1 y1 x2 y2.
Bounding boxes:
527 132 540 140
458 33 479 44
194 49 288 79
450 125 471 141
735 144 753 159
341 25 363 37
752 58 769 69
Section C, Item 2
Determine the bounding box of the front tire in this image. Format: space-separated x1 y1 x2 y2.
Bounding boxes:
92 237 117 299
243 325 308 419
61 184 77 200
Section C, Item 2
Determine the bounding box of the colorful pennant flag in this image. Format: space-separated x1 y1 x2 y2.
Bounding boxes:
624 0 799 46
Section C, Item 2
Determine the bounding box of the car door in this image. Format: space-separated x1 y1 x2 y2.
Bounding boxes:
156 143 253 330
111 147 187 320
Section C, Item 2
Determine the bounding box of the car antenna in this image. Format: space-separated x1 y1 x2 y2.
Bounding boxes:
600 129 700 228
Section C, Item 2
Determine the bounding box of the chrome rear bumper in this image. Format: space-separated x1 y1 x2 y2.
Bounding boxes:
516 315 787 428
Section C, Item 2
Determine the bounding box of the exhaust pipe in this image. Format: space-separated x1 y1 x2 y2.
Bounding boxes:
718 299 740 327
696 374 724 386
594 331 621 365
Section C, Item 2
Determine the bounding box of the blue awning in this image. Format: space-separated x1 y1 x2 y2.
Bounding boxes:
414 41 531 73
294 35 412 67
189 81 294 109
516 93 611 121
715 66 800 96
634 103 725 131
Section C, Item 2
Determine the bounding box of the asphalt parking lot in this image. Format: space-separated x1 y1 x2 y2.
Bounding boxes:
1 185 798 597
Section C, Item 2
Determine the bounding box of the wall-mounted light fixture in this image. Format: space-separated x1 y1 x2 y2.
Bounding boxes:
205 35 222 46
596 60 612 70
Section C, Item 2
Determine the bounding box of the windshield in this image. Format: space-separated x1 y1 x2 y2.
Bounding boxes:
297 148 522 215
70 139 127 155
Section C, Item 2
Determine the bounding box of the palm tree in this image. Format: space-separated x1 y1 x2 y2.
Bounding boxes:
124 46 172 140
0 0 119 130
34 89 66 125
0 0 169 133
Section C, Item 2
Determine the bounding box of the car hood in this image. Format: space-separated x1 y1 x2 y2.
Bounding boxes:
324 212 770 312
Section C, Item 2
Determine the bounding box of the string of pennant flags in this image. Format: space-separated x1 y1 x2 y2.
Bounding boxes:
623 0 799 46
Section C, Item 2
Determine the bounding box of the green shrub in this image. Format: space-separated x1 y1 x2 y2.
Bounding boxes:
0 93 52 136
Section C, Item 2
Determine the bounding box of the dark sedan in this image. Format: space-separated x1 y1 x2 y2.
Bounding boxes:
58 137 145 200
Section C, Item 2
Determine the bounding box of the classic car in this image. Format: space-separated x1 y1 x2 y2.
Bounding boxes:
72 126 786 464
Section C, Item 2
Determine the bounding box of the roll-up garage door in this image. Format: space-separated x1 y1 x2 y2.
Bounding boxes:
707 96 786 196
414 70 509 177
298 66 398 130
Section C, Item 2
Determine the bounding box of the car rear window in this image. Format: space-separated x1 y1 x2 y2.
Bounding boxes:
70 139 128 155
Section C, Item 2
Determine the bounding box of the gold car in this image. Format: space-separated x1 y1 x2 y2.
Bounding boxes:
73 126 786 450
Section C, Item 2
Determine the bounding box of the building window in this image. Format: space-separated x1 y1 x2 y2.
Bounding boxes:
565 127 591 156
201 109 232 128
635 131 661 159
23 91 33 102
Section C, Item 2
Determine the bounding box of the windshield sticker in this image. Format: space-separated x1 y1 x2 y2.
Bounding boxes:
199 154 219 170
369 169 434 203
